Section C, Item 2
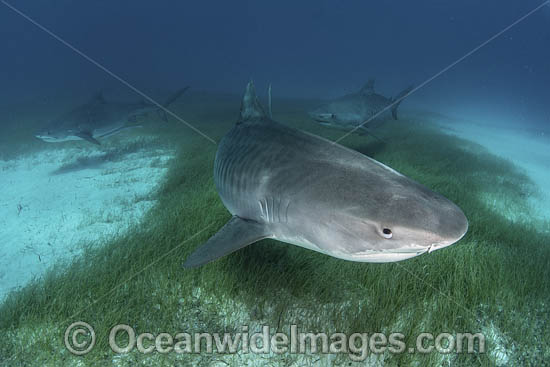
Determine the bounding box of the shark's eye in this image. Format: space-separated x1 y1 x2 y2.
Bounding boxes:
382 228 393 239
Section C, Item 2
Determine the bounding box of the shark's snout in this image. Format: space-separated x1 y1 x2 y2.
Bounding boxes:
35 131 51 141
309 111 334 123
35 129 75 143
428 204 468 254
35 129 57 142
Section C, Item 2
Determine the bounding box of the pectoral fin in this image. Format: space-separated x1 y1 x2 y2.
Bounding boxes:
76 131 101 145
183 216 270 268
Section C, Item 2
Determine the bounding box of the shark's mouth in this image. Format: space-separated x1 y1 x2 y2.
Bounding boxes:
334 248 430 263
310 113 335 124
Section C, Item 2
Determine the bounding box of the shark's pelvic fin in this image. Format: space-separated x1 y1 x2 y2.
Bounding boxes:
360 79 375 95
183 216 270 268
240 81 266 121
391 85 414 120
76 131 101 145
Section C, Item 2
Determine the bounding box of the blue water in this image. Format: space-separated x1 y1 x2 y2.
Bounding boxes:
1 1 549 131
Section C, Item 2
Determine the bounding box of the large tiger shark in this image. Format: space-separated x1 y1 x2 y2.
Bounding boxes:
309 80 413 135
184 82 467 268
35 87 188 145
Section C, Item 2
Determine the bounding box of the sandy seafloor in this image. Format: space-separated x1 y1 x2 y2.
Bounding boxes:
432 114 550 223
0 136 174 300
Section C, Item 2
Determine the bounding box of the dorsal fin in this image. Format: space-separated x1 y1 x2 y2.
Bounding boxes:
240 81 266 121
91 91 106 104
360 79 375 95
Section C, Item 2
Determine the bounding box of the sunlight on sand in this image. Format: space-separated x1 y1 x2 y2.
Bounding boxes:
435 116 550 223
0 138 174 300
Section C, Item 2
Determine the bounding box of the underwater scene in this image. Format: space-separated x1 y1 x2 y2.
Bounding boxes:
1 1 549 366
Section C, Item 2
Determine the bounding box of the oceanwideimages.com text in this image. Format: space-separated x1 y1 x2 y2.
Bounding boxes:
65 322 485 361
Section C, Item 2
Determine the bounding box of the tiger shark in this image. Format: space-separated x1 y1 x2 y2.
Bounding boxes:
309 80 413 135
184 82 467 268
35 87 189 145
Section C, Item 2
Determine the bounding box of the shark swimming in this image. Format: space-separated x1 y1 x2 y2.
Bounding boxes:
184 82 468 268
309 80 413 135
35 87 189 145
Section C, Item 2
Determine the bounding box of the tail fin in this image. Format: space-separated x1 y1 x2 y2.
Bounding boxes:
391 85 413 120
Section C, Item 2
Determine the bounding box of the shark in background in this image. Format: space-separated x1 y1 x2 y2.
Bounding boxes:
35 87 189 145
309 79 413 136
184 82 467 268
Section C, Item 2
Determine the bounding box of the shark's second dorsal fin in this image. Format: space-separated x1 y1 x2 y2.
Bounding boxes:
360 79 375 95
240 81 266 121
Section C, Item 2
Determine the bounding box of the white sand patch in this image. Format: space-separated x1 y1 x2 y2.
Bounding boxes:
0 139 174 300
482 322 511 367
434 116 550 222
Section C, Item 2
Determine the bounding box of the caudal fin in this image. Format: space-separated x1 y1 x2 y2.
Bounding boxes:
391 85 413 120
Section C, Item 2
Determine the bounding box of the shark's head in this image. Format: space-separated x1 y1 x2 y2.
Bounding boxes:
365 180 468 261
35 125 81 143
301 165 469 263
309 101 362 127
